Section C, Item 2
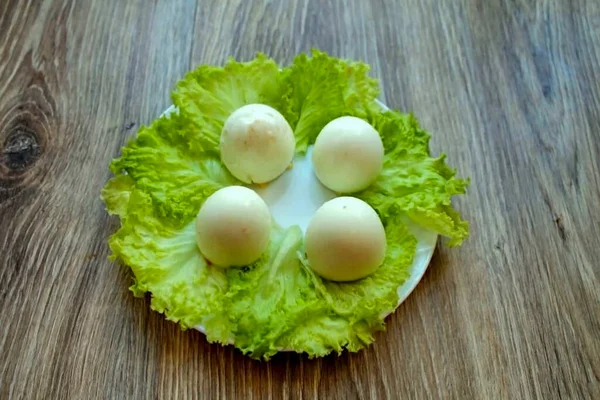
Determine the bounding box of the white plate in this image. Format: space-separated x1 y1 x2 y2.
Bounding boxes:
161 101 438 347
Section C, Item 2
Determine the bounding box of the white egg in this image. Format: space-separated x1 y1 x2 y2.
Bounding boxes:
195 186 271 267
305 197 386 282
220 104 295 184
312 116 384 193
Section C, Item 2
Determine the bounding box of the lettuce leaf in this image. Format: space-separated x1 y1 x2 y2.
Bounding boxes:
172 53 285 152
109 113 239 223
103 186 232 342
290 218 417 358
224 218 415 360
101 174 135 219
357 109 470 246
280 49 380 152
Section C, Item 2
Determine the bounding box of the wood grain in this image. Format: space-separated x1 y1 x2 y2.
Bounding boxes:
1 0 598 398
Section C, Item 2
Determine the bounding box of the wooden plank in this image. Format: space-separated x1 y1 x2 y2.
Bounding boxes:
0 0 598 398
0 1 197 399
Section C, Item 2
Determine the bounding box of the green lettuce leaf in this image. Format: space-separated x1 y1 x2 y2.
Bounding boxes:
106 187 232 342
216 216 415 360
357 109 470 246
109 112 239 223
280 49 380 152
172 53 286 152
101 174 135 219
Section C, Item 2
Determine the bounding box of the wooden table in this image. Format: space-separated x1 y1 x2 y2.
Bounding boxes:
1 1 599 398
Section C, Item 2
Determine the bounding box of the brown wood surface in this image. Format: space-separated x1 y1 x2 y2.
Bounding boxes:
1 0 599 398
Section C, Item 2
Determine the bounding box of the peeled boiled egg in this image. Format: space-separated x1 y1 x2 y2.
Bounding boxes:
195 186 271 267
304 197 386 282
312 116 384 193
220 104 295 184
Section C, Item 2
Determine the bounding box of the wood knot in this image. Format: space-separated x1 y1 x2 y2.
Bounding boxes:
0 69 58 205
0 110 53 205
2 126 41 171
